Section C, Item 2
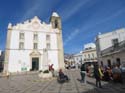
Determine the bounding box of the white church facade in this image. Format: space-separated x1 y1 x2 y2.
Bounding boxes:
4 12 65 73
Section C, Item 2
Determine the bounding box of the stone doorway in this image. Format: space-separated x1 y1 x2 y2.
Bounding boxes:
32 58 39 71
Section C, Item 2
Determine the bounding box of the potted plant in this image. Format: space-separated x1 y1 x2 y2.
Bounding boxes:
39 69 52 78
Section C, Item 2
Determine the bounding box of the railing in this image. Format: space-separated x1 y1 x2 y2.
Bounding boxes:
101 40 125 56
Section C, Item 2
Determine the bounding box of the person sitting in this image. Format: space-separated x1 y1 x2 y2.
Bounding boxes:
112 65 122 83
58 69 69 83
104 67 111 81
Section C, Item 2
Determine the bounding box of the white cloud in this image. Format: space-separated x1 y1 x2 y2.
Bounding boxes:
20 0 59 21
20 0 41 21
64 29 80 46
59 0 92 22
64 8 125 46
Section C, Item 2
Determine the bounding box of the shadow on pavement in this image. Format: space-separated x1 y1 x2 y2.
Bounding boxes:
82 80 125 93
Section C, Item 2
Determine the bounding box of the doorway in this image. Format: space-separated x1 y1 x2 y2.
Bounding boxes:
116 58 121 67
107 59 111 68
32 58 39 71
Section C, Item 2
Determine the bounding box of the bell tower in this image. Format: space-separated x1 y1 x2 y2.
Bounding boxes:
50 12 62 30
50 12 64 69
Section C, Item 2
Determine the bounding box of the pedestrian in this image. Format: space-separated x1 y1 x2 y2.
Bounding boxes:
80 64 87 84
107 67 112 80
89 64 94 77
104 67 111 81
94 64 103 88
87 64 91 77
112 65 122 83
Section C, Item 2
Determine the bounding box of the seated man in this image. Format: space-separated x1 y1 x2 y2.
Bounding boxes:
58 69 69 82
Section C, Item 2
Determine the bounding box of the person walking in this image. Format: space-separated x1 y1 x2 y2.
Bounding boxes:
94 64 103 88
80 64 87 84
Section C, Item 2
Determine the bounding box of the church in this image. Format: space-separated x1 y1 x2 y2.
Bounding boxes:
4 12 65 73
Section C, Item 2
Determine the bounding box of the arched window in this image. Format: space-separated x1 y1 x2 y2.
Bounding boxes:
55 20 58 28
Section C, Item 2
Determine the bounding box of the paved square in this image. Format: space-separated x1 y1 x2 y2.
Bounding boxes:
0 69 125 93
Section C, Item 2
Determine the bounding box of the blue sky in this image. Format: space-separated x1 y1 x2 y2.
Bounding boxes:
0 0 125 53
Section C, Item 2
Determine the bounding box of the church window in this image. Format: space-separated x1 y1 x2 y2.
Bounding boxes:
33 43 38 49
47 43 50 49
46 35 50 41
112 38 119 47
19 42 24 49
84 54 86 58
19 33 24 40
92 53 94 58
88 54 90 58
34 34 38 40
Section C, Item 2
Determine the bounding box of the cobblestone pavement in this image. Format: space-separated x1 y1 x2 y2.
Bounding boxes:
0 69 125 93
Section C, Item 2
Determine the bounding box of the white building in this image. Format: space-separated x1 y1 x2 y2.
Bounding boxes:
4 12 65 73
64 54 73 63
73 52 83 64
96 28 125 67
82 43 97 63
0 50 1 56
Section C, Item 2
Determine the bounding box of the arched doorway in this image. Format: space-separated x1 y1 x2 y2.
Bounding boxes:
116 58 121 67
32 58 39 70
107 59 111 68
30 51 41 71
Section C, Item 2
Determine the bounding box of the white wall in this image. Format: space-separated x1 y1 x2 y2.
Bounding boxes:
98 29 125 51
8 18 60 73
73 53 83 64
0 50 1 56
48 50 58 70
84 43 96 49
96 28 125 66
83 49 97 62
100 51 125 66
8 49 59 72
